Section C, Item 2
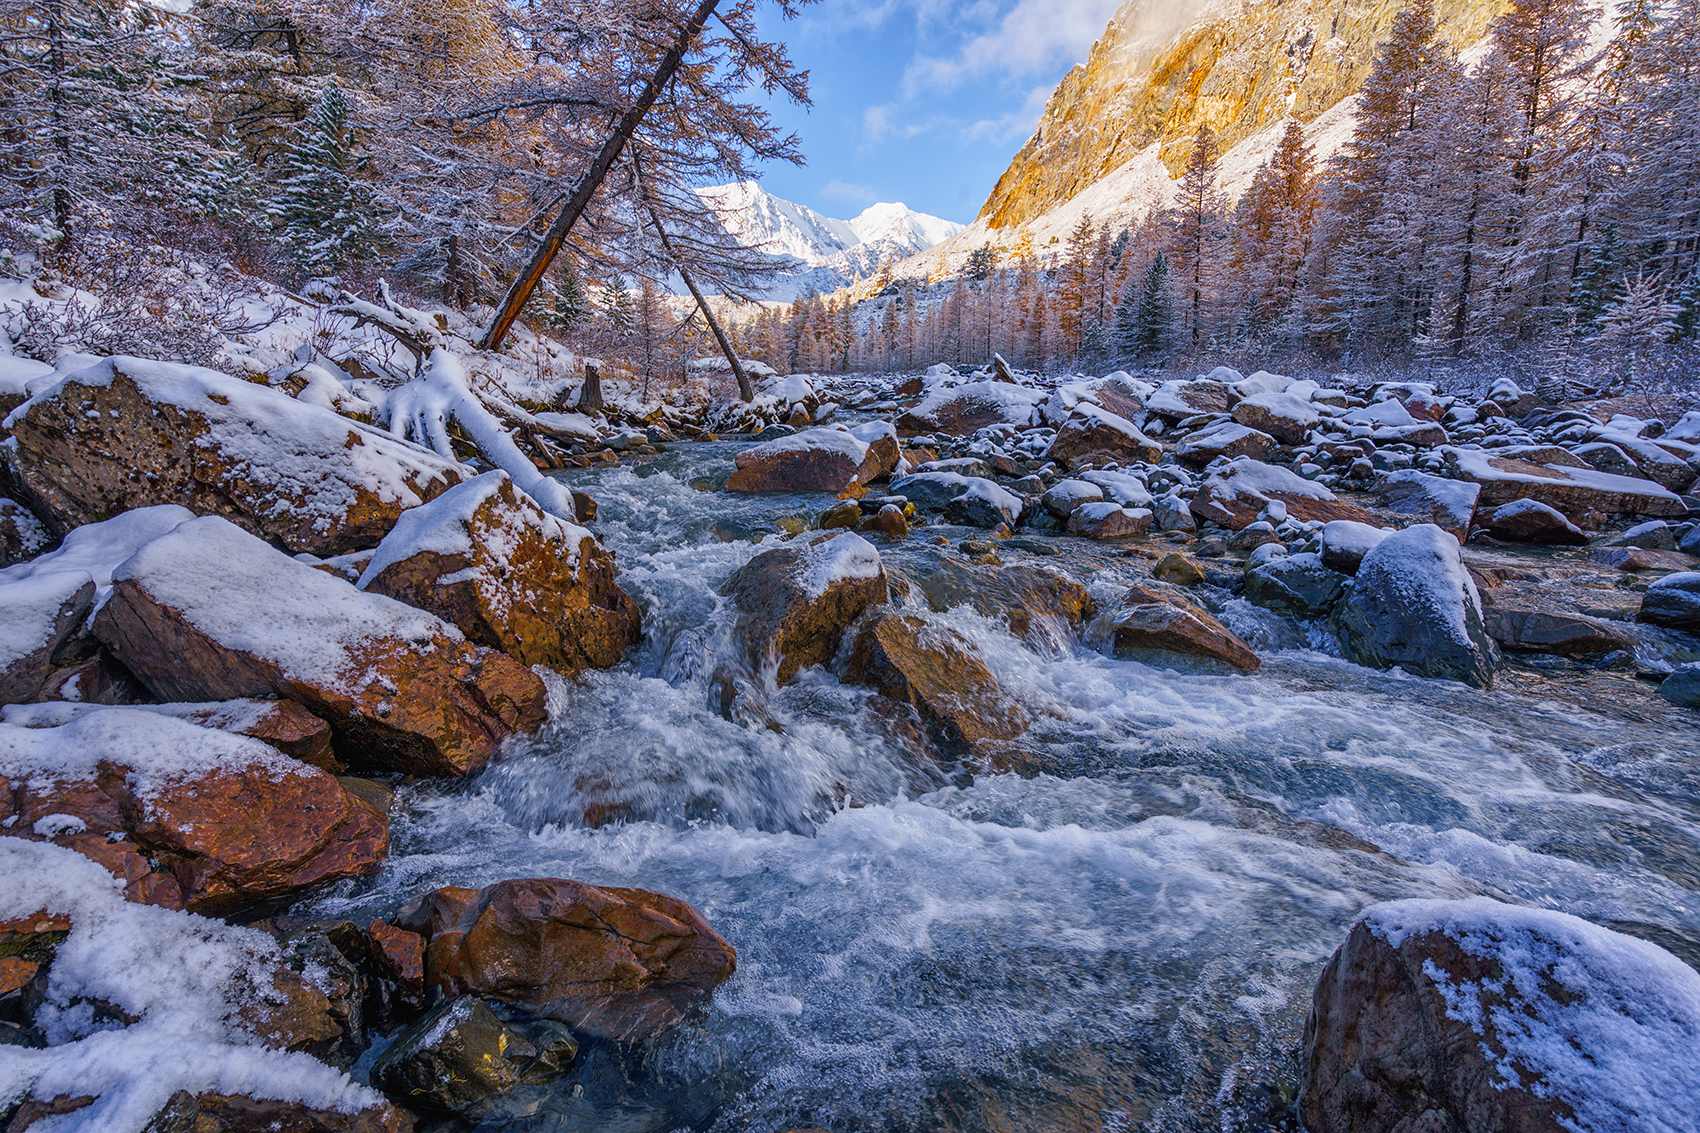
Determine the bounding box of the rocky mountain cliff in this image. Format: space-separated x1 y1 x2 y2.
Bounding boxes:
978 0 1506 232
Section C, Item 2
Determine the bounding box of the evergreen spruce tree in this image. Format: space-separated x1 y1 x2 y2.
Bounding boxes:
1173 125 1226 350
1112 273 1141 359
270 83 385 275
1133 252 1173 358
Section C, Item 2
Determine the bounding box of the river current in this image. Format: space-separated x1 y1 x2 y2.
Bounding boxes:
311 438 1700 1133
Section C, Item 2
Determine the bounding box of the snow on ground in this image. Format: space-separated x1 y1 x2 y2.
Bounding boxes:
0 840 381 1133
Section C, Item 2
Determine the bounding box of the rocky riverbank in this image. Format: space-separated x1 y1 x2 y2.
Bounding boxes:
3 341 1699 1130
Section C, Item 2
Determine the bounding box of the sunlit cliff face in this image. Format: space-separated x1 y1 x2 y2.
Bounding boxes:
977 0 1508 229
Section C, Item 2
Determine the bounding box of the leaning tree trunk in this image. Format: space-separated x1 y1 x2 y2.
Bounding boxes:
635 188 754 402
478 0 723 351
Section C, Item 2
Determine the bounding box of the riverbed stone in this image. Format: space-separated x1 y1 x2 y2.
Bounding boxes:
1043 404 1163 470
1638 571 1700 630
2 356 464 554
1478 499 1588 545
1191 458 1376 530
0 574 96 706
725 424 899 494
358 472 639 677
1067 502 1152 540
844 612 1029 758
1101 583 1260 671
1660 663 1700 708
91 516 548 777
394 877 737 1042
1330 524 1501 688
894 550 1094 650
0 500 50 569
1378 470 1479 542
1244 554 1349 619
722 533 888 684
371 996 577 1113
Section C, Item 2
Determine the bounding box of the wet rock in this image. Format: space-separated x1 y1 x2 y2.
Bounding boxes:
1226 521 1280 552
1639 571 1700 631
1660 663 1700 708
1151 493 1196 533
1174 421 1277 467
1043 404 1163 471
3 357 463 554
1191 458 1376 530
1317 521 1390 575
725 423 899 494
897 550 1093 649
1444 447 1687 519
1244 554 1349 619
0 706 387 914
722 532 888 684
844 612 1029 758
1477 498 1588 545
359 472 639 677
857 504 909 539
1066 502 1152 540
371 996 576 1113
1604 519 1676 550
1481 605 1637 658
367 919 426 996
394 877 737 1042
0 500 50 569
1330 524 1501 688
1302 898 1700 1133
0 575 96 706
1592 545 1693 572
1378 470 1479 542
890 473 1025 529
1152 552 1205 585
1100 583 1260 671
91 517 548 778
1230 390 1319 445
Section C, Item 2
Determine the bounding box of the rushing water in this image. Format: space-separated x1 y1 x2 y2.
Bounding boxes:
312 439 1700 1133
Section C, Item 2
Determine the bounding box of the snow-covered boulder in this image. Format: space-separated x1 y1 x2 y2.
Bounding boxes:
1317 521 1391 575
3 356 465 555
0 572 95 705
722 533 888 685
1143 378 1232 422
0 839 409 1132
1639 571 1700 631
1244 553 1350 619
1230 390 1319 445
91 516 547 777
1191 458 1376 531
0 706 387 914
889 472 1025 529
358 472 639 676
1443 446 1687 519
1066 502 1152 540
1043 403 1162 471
1477 498 1588 545
724 422 899 495
895 380 1044 437
7 698 337 771
1330 524 1501 688
705 373 818 434
1040 479 1104 519
1302 897 1700 1133
1174 420 1277 467
1378 469 1479 543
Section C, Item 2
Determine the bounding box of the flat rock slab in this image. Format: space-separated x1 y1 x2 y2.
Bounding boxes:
4 356 464 554
1192 458 1376 530
396 877 737 1042
360 471 639 676
896 381 1044 436
1444 446 1687 519
725 423 899 494
93 516 547 777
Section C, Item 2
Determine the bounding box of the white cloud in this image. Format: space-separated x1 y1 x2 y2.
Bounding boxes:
963 84 1055 144
821 178 879 201
902 0 1123 97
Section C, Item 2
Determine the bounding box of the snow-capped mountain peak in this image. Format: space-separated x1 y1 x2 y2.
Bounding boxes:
694 182 965 299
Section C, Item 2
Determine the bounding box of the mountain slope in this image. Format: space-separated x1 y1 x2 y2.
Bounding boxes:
694 182 965 300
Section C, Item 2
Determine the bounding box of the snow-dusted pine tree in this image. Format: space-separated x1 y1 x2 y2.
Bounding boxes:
269 83 385 275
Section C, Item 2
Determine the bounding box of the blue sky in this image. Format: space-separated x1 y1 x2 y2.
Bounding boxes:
748 0 1127 225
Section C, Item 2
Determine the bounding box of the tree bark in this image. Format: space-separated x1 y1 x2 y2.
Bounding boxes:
477 0 723 351
634 186 754 401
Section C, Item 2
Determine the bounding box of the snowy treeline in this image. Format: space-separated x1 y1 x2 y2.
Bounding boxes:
747 0 1700 388
0 0 806 383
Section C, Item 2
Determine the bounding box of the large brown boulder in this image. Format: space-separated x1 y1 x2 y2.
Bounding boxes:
92 516 547 777
359 472 639 676
1191 458 1377 530
3 356 464 554
1230 390 1319 444
1302 898 1700 1133
722 533 888 684
0 706 387 913
1043 404 1163 470
5 1093 413 1133
395 877 737 1041
844 612 1029 757
1101 583 1260 670
725 423 900 494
